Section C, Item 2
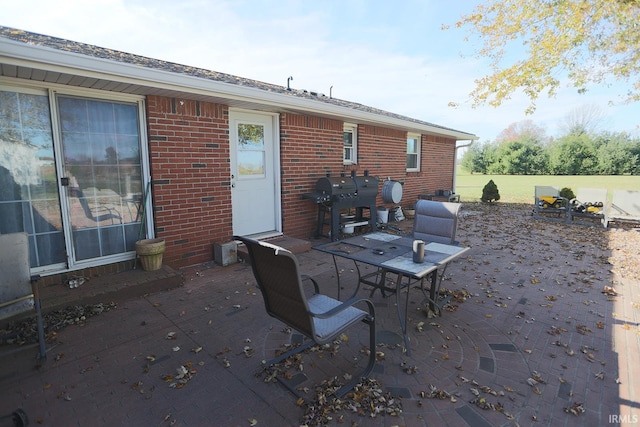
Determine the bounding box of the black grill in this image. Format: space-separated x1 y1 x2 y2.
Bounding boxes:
315 176 356 197
303 171 379 240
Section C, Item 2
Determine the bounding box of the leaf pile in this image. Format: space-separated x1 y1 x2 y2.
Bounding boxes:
0 302 117 345
300 378 402 427
256 342 402 426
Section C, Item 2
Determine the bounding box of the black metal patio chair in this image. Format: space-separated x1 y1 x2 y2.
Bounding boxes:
234 235 376 398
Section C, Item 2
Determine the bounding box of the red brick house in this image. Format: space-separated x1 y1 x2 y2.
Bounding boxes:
0 26 477 276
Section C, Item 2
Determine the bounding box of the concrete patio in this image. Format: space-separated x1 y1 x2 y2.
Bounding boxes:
1 202 638 426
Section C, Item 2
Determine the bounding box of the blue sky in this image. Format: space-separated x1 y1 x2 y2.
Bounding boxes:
3 0 639 142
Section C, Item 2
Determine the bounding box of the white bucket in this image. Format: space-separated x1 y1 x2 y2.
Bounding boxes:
377 207 389 223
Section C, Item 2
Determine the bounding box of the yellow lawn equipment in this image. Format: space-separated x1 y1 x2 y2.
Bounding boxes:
571 199 604 214
538 195 564 209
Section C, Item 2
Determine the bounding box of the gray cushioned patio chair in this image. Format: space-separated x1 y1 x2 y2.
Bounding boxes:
360 199 462 305
413 199 460 244
605 190 640 227
0 232 46 361
234 235 376 398
359 199 461 313
412 199 461 315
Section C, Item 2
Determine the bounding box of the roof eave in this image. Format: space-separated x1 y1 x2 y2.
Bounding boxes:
0 37 479 140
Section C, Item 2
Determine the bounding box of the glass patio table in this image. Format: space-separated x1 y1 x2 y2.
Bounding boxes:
313 231 470 355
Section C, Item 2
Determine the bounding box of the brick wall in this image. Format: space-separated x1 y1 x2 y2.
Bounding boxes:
144 100 457 267
402 135 457 205
146 96 232 268
280 113 456 239
280 113 344 239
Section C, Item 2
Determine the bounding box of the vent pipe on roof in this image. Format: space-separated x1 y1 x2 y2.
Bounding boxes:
330 85 333 99
287 76 293 91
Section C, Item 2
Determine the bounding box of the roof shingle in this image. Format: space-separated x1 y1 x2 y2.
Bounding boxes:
0 25 475 137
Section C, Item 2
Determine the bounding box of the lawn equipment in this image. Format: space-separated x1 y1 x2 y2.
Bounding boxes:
571 199 604 214
538 195 564 209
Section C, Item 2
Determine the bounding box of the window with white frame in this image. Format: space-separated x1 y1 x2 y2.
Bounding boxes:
343 123 357 164
407 133 421 171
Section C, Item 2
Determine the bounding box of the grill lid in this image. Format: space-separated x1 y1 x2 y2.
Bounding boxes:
315 176 356 195
354 175 379 198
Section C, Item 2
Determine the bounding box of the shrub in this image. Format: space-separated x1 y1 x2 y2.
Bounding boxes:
559 187 575 201
481 179 501 203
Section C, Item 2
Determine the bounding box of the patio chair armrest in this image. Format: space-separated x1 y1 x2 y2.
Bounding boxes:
313 295 375 319
301 274 320 294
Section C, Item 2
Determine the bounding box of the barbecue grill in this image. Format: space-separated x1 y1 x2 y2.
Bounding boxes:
303 171 379 240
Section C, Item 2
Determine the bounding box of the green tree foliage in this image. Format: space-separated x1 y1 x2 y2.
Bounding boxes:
593 132 640 175
487 140 548 175
461 143 489 174
483 119 550 174
559 187 575 201
548 134 598 175
451 0 640 113
461 125 640 175
481 179 500 202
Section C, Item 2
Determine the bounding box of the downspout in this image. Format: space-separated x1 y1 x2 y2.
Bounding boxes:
453 140 474 194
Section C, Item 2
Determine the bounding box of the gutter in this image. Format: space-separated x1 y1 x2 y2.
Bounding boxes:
453 139 475 194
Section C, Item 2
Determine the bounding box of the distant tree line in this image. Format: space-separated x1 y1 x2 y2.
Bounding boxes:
461 128 640 176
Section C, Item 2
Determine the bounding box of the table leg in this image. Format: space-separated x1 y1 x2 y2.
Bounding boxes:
331 255 364 301
418 263 455 317
330 254 414 355
429 271 438 313
394 272 412 355
331 255 342 300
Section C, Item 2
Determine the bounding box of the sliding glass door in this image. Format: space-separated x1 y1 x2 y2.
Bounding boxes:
0 86 147 272
0 88 66 268
58 96 143 261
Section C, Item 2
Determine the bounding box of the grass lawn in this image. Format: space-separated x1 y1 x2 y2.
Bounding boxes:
455 170 640 204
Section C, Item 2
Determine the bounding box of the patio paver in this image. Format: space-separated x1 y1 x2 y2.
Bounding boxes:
1 203 638 426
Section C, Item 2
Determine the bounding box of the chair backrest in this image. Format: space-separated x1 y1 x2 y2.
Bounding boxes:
575 188 607 205
0 232 34 321
235 236 315 338
412 199 461 244
535 185 559 198
611 190 640 218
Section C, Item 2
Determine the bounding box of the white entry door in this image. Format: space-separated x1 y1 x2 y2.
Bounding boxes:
229 111 280 237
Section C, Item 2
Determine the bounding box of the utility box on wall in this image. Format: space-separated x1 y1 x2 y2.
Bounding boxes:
214 242 237 266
